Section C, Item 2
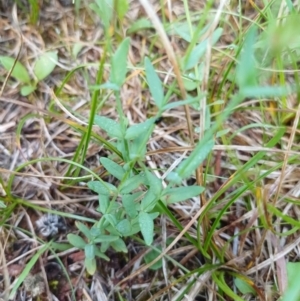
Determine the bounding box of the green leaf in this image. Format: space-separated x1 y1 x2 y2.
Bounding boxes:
241 85 288 97
72 42 83 58
94 202 109 216
111 238 128 253
167 138 214 184
267 15 300 55
128 135 147 161
100 157 125 180
234 278 255 295
183 28 223 70
205 106 211 130
115 0 128 20
93 235 119 243
177 138 214 180
161 185 204 204
164 96 203 112
288 262 300 286
110 37 130 87
127 18 153 34
104 225 120 236
28 0 39 24
145 170 162 196
0 56 30 84
182 64 204 92
173 22 195 42
91 0 113 30
20 85 36 96
145 57 164 109
85 257 96 275
165 172 182 184
67 234 86 249
94 247 110 260
125 117 156 140
128 220 141 235
75 221 93 240
103 213 118 228
148 212 160 220
183 76 199 91
51 242 72 251
141 190 157 212
144 247 162 270
138 212 154 246
122 193 140 218
94 115 123 139
106 201 119 214
33 51 58 81
88 180 117 196
100 242 110 253
216 128 231 138
90 227 101 238
98 195 109 214
120 173 147 194
89 82 120 91
85 244 96 260
116 219 131 236
236 26 257 89
282 262 300 301
172 22 209 43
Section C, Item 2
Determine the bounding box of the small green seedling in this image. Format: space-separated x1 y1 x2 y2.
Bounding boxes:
0 51 58 96
66 35 211 275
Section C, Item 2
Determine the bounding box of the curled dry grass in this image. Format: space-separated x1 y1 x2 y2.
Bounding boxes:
1 0 300 300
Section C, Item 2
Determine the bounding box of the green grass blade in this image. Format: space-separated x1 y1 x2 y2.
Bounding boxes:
8 242 51 299
202 127 285 252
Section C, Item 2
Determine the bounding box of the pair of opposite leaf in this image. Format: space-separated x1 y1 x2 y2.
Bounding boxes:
0 51 58 96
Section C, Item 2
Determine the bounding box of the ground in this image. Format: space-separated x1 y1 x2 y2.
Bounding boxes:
1 0 300 300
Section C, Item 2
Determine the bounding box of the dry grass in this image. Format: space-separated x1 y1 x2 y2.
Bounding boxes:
1 0 300 300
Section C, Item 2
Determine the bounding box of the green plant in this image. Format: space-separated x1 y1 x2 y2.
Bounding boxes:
61 0 211 275
66 36 210 274
0 51 58 96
